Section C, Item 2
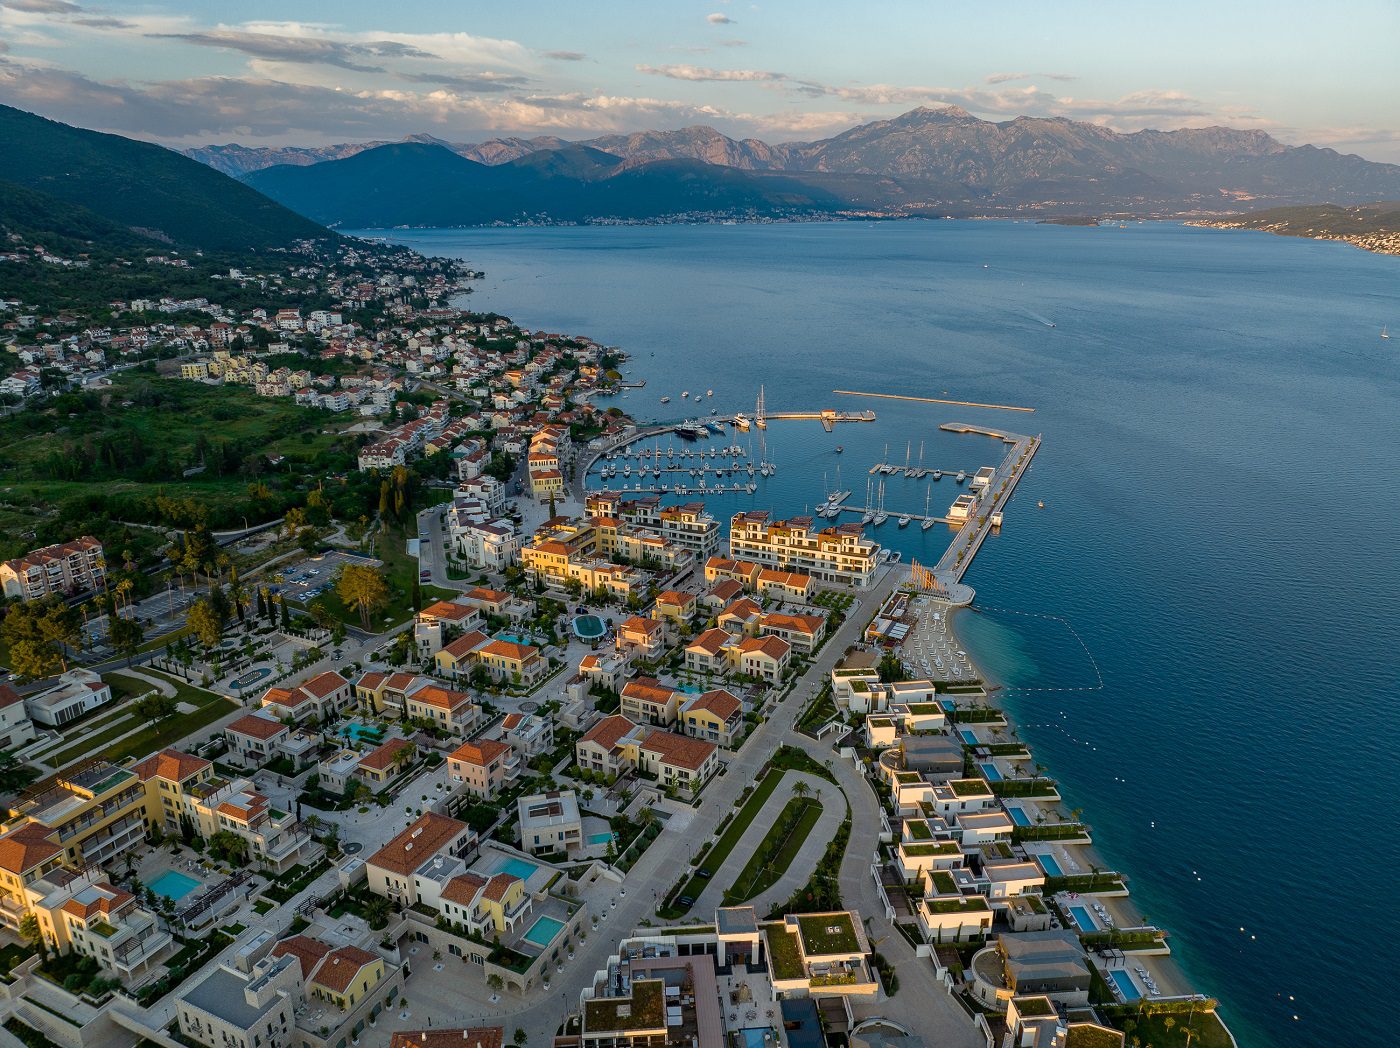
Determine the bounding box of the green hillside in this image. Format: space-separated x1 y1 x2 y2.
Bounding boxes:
0 104 329 251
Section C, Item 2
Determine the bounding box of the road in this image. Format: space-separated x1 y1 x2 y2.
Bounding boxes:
401 561 983 1048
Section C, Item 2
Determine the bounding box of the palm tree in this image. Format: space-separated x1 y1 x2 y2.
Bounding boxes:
792 780 810 799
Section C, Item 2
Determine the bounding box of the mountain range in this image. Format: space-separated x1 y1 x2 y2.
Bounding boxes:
0 104 327 254
208 106 1400 228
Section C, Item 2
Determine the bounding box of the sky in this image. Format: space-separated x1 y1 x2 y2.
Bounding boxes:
1 0 1398 161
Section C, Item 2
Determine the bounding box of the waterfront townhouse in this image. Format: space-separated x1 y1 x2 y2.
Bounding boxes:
474 638 548 688
615 615 667 660
0 686 37 751
432 630 492 678
703 557 762 589
717 597 763 636
575 715 637 780
448 738 515 798
500 711 553 757
137 751 314 872
620 677 681 728
728 513 880 589
684 628 731 675
969 931 1092 1010
759 611 826 655
982 858 1046 900
258 670 354 724
355 671 480 731
679 688 744 747
177 954 299 1048
577 648 635 692
0 535 105 601
429 869 531 943
269 934 405 1048
517 790 582 856
355 738 418 788
365 812 478 906
23 669 112 727
755 568 814 603
701 578 745 611
916 868 994 944
651 589 698 626
637 729 719 795
5 761 148 870
732 635 792 682
223 711 315 770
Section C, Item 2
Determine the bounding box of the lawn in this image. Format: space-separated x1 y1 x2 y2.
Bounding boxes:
47 669 237 768
795 911 860 955
724 796 823 903
307 522 457 631
1111 1008 1233 1048
660 766 786 917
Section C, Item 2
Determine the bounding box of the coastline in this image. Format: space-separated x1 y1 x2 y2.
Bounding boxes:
948 599 1234 1031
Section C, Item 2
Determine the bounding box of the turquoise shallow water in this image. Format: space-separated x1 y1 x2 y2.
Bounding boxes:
373 220 1400 1048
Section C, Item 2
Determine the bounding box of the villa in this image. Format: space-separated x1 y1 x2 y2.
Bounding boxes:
620 676 680 728
516 790 582 856
763 910 879 997
574 714 720 795
258 670 354 724
679 689 744 747
448 738 516 798
23 668 112 727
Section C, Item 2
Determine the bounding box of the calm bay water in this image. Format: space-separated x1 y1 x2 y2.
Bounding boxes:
377 221 1400 1048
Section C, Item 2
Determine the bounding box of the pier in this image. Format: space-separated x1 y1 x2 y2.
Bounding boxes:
932 424 1041 586
834 389 1036 413
761 408 877 432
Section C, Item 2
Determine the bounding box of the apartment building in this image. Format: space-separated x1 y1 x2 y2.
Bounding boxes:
586 494 721 558
0 686 36 751
364 812 478 906
0 535 105 601
728 512 879 588
23 669 112 727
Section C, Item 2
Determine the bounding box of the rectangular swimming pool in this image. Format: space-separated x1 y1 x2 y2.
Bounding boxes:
149 870 202 902
1107 968 1140 1001
522 915 565 948
959 730 979 746
500 857 539 880
1008 807 1032 827
978 762 1003 782
1035 852 1065 877
1069 904 1098 931
587 832 614 846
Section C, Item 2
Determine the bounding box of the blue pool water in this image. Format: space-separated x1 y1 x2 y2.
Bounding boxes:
380 220 1400 1048
500 858 538 880
573 615 606 640
1107 968 1141 1002
978 762 1003 782
1008 807 1032 828
959 729 979 746
522 915 565 948
340 722 385 743
1069 904 1098 931
1036 852 1065 877
149 870 202 902
497 633 535 646
587 832 615 846
736 1030 769 1048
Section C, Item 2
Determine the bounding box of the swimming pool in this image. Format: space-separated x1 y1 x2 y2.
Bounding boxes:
498 633 536 647
1008 807 1032 827
500 857 539 880
149 870 202 902
587 832 615 846
340 722 386 743
978 762 1003 782
522 915 565 948
1107 968 1140 1001
231 666 271 690
959 729 979 746
573 615 606 641
735 1030 770 1048
1069 904 1098 931
1035 852 1065 877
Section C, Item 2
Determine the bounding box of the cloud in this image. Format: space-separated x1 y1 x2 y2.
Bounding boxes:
706 13 735 24
397 70 531 93
146 29 394 72
636 63 783 82
72 15 131 28
541 49 586 61
0 0 82 12
986 71 1078 85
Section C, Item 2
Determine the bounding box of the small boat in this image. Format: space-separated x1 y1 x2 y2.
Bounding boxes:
898 515 911 528
861 509 875 524
957 470 967 483
835 446 843 453
1038 500 1045 509
873 510 889 526
706 389 714 396
682 391 690 398
921 517 936 531
660 396 671 404
932 470 942 480
1384 326 1391 340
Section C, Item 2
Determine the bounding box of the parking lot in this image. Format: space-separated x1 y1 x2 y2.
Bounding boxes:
275 550 383 604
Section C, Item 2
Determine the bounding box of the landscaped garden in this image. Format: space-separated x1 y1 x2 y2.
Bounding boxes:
723 794 823 903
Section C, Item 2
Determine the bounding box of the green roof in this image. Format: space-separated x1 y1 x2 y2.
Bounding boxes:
795 912 860 956
923 896 990 914
902 841 960 857
950 779 992 798
926 870 958 894
1015 995 1056 1019
764 924 805 980
584 979 665 1032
